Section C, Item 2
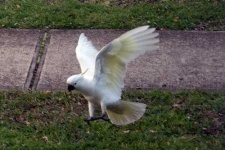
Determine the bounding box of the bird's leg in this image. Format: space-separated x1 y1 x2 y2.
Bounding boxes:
99 103 109 121
84 102 109 125
84 102 95 125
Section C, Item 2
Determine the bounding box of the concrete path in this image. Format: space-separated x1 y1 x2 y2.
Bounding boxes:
0 29 43 90
0 29 224 91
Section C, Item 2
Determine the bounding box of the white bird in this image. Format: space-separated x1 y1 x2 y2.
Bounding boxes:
67 26 159 125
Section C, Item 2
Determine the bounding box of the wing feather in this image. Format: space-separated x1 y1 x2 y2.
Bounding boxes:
94 26 159 101
76 33 98 79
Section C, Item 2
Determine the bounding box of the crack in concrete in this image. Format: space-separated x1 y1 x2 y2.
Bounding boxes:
32 32 50 90
23 32 43 90
24 31 50 90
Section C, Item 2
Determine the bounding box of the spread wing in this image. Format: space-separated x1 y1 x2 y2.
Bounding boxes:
94 26 159 101
76 33 98 79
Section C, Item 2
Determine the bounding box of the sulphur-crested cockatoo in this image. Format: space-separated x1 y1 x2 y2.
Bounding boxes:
67 26 159 125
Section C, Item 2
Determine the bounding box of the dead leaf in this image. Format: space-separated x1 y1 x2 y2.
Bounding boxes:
25 121 30 126
172 103 182 109
42 135 49 142
15 3 20 9
173 16 179 22
123 130 130 134
15 115 26 123
149 130 156 133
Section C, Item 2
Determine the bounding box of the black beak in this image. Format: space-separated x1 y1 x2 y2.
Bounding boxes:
68 85 75 92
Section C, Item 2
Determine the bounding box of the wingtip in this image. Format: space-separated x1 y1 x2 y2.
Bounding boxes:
141 25 156 31
78 33 88 44
80 33 85 38
139 25 150 30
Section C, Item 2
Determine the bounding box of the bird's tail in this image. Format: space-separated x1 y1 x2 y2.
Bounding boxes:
106 100 146 126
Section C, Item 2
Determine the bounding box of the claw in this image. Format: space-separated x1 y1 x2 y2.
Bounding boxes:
98 114 110 121
84 117 93 126
84 114 109 125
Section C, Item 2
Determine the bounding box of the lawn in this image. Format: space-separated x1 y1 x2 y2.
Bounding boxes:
0 0 224 30
0 90 224 149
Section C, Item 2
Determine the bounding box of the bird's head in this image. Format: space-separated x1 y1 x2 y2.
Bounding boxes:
66 74 82 92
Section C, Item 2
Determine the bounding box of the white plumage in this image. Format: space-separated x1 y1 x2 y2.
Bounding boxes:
67 26 159 125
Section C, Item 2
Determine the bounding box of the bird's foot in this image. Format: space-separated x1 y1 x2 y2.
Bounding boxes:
84 114 109 125
95 114 110 121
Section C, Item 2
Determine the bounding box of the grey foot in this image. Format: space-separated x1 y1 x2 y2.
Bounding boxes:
84 114 109 125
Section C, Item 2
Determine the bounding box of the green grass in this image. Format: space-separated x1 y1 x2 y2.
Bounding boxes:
0 0 224 30
0 90 224 149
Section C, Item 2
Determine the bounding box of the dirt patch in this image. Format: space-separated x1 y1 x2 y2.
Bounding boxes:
201 110 225 135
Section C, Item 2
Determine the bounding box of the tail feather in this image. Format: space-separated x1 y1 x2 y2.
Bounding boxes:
106 100 146 126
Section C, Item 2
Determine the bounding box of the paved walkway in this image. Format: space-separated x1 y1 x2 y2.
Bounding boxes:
0 29 225 91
